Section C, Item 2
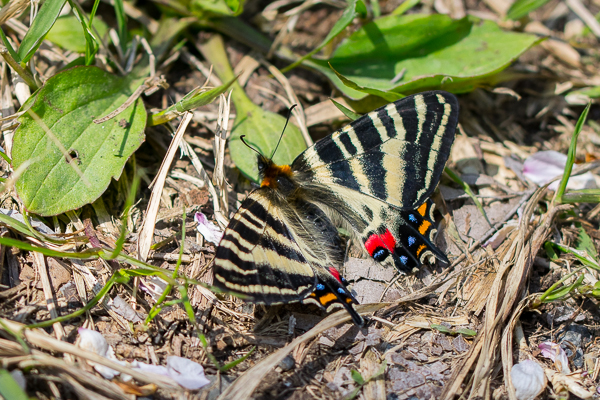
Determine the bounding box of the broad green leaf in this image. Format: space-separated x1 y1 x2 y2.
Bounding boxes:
198 35 306 182
0 369 28 400
12 66 147 216
305 14 543 100
506 0 551 20
46 15 109 53
18 0 68 63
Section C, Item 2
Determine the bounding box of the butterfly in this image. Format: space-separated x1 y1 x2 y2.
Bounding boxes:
213 91 459 326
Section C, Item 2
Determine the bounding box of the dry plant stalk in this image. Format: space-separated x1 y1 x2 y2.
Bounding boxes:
137 111 193 261
212 93 231 218
441 186 572 400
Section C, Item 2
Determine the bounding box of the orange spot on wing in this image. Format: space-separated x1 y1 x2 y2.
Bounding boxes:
418 220 431 235
417 203 428 217
319 292 337 305
416 244 426 256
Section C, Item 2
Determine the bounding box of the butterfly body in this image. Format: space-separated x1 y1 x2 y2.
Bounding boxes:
214 91 459 326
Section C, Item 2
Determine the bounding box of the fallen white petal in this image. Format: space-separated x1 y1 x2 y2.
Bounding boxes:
167 356 211 390
78 328 121 379
194 212 223 244
511 360 547 400
522 151 596 190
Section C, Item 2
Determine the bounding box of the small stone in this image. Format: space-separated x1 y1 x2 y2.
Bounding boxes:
278 355 295 372
453 335 469 352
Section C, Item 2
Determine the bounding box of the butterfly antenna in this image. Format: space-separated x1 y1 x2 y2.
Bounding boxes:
240 135 264 158
270 104 297 159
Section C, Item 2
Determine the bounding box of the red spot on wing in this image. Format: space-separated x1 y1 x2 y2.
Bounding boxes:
327 267 342 284
364 229 397 256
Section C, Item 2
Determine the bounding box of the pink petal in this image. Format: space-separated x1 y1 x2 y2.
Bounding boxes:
194 212 223 244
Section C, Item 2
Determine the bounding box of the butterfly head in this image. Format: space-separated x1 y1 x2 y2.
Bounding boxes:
258 155 295 193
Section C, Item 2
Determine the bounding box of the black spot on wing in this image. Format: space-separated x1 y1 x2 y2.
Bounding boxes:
363 205 374 221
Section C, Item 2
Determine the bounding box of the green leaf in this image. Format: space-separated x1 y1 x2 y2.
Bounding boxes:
18 0 68 64
191 0 244 17
547 242 600 271
351 369 365 385
556 103 590 202
543 273 585 302
544 241 559 261
331 98 361 121
46 15 109 53
577 226 598 259
149 76 238 126
12 66 147 216
560 188 600 203
430 324 451 333
455 328 477 336
283 0 366 73
305 14 542 100
0 369 28 400
391 0 421 15
506 0 551 20
198 35 306 182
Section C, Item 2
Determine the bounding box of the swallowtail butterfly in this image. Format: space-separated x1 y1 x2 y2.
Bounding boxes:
213 91 459 326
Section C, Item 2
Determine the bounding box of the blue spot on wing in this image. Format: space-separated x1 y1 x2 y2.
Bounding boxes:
408 236 416 246
409 214 417 223
316 283 325 291
399 256 408 264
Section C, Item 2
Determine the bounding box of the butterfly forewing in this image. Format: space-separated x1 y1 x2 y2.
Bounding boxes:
293 91 458 210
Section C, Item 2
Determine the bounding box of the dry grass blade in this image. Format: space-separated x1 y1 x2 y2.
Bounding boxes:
138 111 193 261
217 303 385 400
0 318 182 391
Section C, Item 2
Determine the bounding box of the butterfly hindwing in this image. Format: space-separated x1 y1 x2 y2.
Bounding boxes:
361 200 447 274
213 190 316 304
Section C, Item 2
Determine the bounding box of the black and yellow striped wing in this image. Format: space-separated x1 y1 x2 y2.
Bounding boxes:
290 91 457 274
213 91 458 326
293 91 458 210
